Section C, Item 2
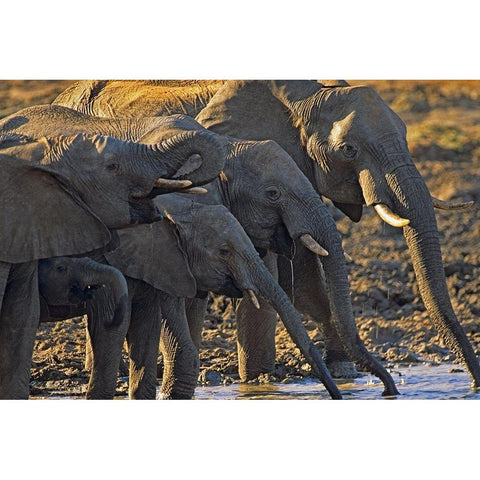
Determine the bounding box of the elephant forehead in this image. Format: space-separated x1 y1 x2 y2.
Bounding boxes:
196 206 249 238
234 139 302 175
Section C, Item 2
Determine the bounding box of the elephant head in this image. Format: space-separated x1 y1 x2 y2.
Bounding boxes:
104 196 342 398
38 256 128 329
0 129 225 264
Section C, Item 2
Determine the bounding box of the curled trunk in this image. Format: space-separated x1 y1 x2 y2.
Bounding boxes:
79 258 128 329
145 129 226 191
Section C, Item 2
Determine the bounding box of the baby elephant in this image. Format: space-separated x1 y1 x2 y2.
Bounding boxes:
38 256 129 399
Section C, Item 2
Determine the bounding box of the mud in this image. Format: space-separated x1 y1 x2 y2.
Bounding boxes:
1 80 479 398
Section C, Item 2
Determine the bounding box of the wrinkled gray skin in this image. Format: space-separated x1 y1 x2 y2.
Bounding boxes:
53 80 480 389
110 196 342 399
40 198 342 399
12 103 398 395
38 257 129 399
0 126 225 399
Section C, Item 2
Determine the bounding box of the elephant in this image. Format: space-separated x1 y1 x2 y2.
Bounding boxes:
0 104 399 395
51 79 480 389
52 80 222 118
0 126 225 399
38 196 343 399
38 257 129 398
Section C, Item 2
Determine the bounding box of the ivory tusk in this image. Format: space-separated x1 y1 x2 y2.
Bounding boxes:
154 178 193 190
344 250 353 263
182 187 208 194
247 289 260 309
373 204 410 228
299 234 329 256
432 196 474 210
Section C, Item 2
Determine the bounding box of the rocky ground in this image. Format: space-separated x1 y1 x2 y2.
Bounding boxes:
1 80 479 397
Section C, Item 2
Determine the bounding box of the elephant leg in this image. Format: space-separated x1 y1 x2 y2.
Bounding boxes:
126 283 163 400
236 251 278 381
185 296 209 350
278 243 359 378
85 325 129 377
0 261 40 399
85 287 130 399
159 294 199 399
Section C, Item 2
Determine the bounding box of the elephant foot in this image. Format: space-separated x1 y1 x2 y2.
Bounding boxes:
326 360 360 379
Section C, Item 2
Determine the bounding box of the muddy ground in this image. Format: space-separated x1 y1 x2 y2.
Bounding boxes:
1 80 479 397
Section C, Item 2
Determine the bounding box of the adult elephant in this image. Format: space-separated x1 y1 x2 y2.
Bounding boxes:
38 257 129 399
0 127 225 399
53 79 480 388
3 105 398 394
38 198 342 399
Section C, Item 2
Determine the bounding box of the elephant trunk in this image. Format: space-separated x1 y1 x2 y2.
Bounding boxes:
386 162 480 388
283 196 399 395
245 256 342 399
79 258 128 329
147 129 226 193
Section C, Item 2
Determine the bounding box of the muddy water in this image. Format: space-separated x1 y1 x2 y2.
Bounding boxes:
30 363 480 399
192 363 480 400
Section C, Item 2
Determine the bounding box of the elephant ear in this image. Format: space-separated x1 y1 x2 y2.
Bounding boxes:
0 153 111 263
104 219 197 298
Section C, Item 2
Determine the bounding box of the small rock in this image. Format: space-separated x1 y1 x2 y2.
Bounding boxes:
448 368 464 374
198 369 222 386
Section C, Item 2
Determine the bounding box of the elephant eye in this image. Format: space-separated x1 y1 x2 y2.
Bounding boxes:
340 144 357 158
56 265 67 273
266 186 281 201
106 163 122 174
219 246 230 258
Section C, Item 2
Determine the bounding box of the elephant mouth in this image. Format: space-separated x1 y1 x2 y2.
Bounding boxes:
211 276 243 298
128 197 162 224
269 224 294 259
68 284 101 304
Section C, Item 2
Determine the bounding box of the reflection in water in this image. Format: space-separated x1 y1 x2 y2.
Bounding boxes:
192 363 480 400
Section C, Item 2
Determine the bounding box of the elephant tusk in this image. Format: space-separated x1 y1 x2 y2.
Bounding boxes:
299 234 329 256
154 178 193 190
247 289 261 309
431 196 474 210
182 187 208 194
373 204 410 227
344 250 353 263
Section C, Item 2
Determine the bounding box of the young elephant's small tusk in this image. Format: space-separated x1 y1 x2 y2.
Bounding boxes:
344 250 353 263
247 289 261 309
431 196 474 210
299 234 329 256
182 187 208 194
154 178 193 190
373 204 410 227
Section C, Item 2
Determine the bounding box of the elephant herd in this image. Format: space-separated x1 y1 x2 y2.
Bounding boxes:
0 80 476 400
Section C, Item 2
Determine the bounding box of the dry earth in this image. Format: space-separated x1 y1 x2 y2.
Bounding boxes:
1 80 479 397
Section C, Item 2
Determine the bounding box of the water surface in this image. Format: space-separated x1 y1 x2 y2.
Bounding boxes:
191 363 480 400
